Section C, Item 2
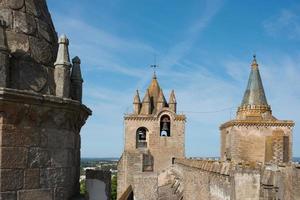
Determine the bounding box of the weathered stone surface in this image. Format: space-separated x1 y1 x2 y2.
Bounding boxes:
1 147 27 168
40 168 71 188
24 169 40 189
0 8 12 27
0 191 16 200
37 18 53 42
0 126 40 147
0 169 23 191
28 147 50 168
17 189 53 200
8 0 25 10
6 30 30 53
13 11 36 35
29 36 53 65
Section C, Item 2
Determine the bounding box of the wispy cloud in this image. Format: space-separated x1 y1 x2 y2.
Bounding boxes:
263 8 300 40
161 0 223 68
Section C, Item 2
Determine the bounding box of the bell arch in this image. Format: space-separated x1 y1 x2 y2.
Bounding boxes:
160 114 171 137
136 127 148 148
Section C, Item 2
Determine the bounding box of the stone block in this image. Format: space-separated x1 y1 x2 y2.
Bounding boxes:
6 30 30 53
8 0 25 10
1 147 27 168
17 189 53 200
24 169 40 189
29 36 53 65
40 168 71 188
13 11 37 35
0 8 12 27
0 169 23 191
54 187 70 200
0 127 40 147
28 147 50 168
51 149 69 167
0 191 16 200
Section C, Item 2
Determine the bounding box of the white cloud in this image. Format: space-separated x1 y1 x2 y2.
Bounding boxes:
263 8 300 40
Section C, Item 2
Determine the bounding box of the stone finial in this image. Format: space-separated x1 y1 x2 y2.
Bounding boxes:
169 90 177 104
169 90 177 113
142 89 150 103
71 56 83 82
133 90 141 114
54 35 71 67
141 89 151 115
0 17 10 87
133 90 141 104
251 54 258 69
157 88 166 111
71 56 83 102
54 34 71 98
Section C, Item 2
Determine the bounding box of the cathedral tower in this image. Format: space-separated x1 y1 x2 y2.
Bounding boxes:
220 56 294 164
117 73 186 199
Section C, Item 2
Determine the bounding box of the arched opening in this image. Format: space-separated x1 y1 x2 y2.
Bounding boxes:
160 115 171 137
136 127 147 148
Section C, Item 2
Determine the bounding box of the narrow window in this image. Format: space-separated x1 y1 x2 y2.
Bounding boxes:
283 136 289 163
136 127 147 148
160 115 171 137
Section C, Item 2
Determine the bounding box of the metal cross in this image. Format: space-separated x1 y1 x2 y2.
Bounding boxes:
150 55 159 77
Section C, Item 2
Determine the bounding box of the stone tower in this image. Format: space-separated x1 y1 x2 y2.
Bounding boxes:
220 56 294 164
0 1 91 200
117 73 186 199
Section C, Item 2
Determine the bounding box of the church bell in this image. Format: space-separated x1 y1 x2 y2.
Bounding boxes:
162 121 169 131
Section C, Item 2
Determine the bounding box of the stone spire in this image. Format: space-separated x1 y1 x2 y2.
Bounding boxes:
157 88 167 111
241 55 268 106
169 90 177 113
54 35 71 98
0 18 9 87
237 55 272 120
71 56 83 102
133 90 141 114
141 89 151 115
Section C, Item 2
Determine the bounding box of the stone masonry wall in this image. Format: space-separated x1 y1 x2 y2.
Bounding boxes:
0 89 90 200
173 158 300 200
0 0 58 95
220 125 292 163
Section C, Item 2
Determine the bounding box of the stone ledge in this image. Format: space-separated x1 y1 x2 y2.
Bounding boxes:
219 119 294 129
0 87 91 115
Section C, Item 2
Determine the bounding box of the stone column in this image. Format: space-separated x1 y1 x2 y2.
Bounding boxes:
54 35 71 98
0 18 9 87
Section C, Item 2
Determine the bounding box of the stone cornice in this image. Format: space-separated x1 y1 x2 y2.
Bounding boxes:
220 119 294 129
124 114 186 121
0 87 92 115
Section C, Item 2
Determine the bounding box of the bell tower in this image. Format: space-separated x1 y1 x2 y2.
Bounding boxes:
117 73 186 199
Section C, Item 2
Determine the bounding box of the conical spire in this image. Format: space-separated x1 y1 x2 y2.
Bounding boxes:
241 55 268 106
134 90 141 104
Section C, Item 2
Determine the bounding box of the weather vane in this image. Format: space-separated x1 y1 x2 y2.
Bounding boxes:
150 55 159 78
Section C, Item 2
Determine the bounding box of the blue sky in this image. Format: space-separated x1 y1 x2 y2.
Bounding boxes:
48 0 300 158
